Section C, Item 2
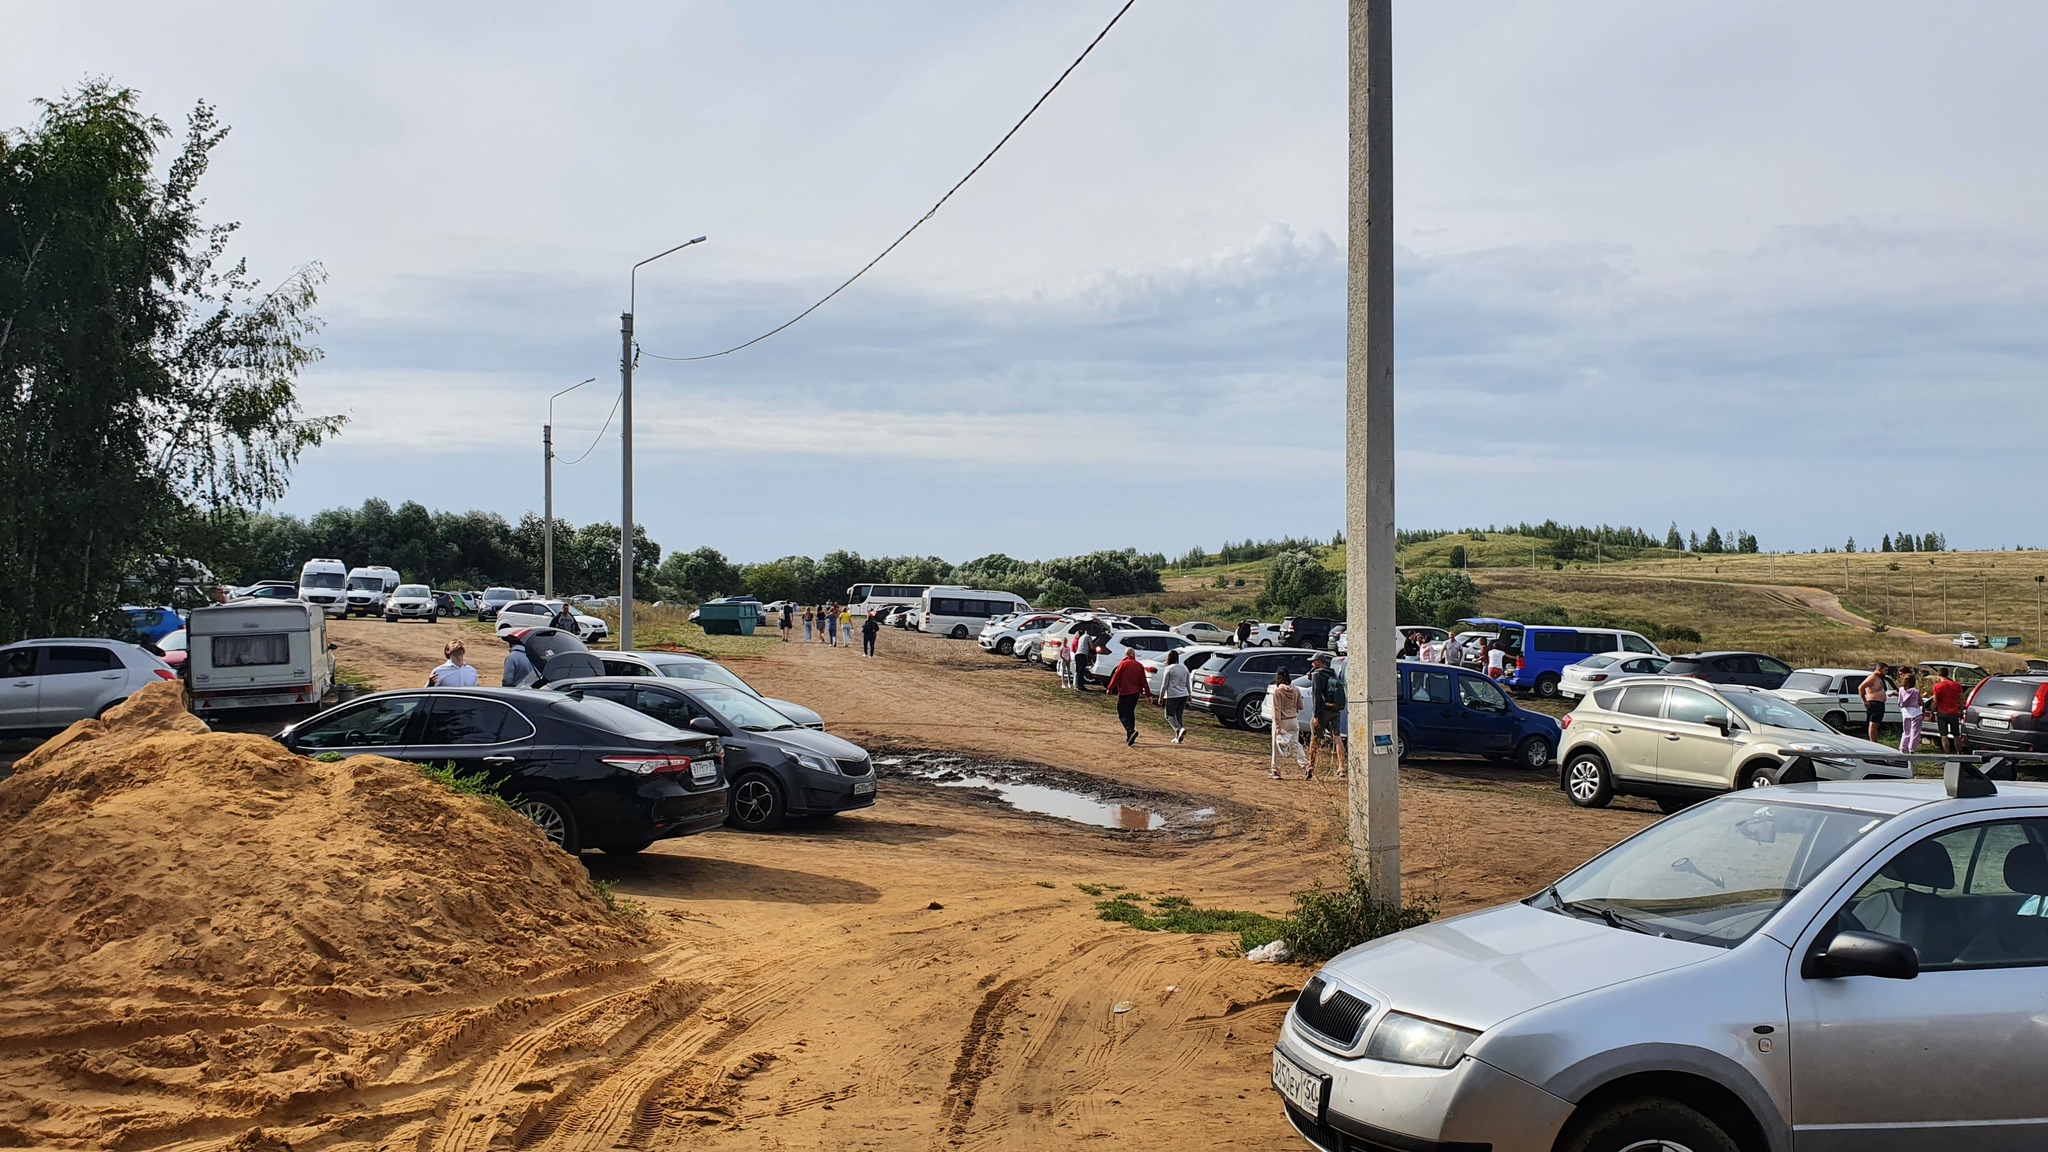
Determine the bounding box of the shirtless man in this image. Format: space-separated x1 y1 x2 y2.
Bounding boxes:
1858 662 1892 742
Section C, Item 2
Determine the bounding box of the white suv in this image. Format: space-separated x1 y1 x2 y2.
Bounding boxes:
0 639 177 733
1558 676 1908 812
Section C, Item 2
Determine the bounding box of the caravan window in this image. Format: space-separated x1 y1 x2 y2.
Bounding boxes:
213 634 292 668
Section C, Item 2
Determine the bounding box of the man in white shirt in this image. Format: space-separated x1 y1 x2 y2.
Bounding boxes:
429 640 480 687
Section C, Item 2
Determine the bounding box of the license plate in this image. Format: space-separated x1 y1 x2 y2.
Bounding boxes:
852 778 876 795
1271 1048 1328 1120
1982 717 2010 729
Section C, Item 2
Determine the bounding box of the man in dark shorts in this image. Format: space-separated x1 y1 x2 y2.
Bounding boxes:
1308 653 1347 780
1858 663 1892 742
1928 667 1966 753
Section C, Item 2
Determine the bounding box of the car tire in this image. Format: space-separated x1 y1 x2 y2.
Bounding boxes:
996 638 1014 655
602 840 653 855
384 615 397 623
1535 673 1562 698
1654 795 1699 814
950 625 970 639
1564 752 1614 808
1822 710 1848 731
427 614 439 624
1216 708 1241 730
1558 1096 1740 1152
1239 694 1270 733
1738 761 1776 789
512 792 581 854
729 772 788 832
1515 735 1553 769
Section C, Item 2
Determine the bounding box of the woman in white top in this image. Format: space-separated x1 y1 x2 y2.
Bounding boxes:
428 639 480 687
1158 650 1192 744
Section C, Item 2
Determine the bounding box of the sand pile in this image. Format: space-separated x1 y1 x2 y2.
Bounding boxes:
0 681 645 1021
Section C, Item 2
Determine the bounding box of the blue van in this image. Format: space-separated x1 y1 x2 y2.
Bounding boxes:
1457 617 1665 698
1397 660 1559 767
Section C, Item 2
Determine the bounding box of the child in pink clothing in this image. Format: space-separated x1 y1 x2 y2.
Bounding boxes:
1897 671 1924 753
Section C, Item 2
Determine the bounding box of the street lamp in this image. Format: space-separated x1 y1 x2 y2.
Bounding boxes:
620 235 707 650
543 376 597 598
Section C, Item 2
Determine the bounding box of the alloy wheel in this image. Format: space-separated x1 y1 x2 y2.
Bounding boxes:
514 798 568 847
1618 1142 1697 1152
1568 762 1604 803
733 778 777 825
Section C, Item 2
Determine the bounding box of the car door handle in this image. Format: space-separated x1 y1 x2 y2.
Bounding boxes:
101 673 123 679
1607 725 1623 733
1663 733 1682 741
10 680 30 687
482 755 516 765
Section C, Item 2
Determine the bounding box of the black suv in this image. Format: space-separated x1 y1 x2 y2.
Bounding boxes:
277 687 728 854
1660 651 1793 690
1188 647 1318 731
1280 617 1341 650
1963 674 2048 755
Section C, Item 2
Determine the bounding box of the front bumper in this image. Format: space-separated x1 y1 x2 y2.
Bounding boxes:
790 769 877 816
1273 1029 1570 1152
388 603 435 617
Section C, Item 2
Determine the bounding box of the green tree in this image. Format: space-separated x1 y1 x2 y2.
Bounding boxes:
655 546 741 601
1701 527 1724 554
0 83 340 640
1448 544 1468 569
1395 570 1478 629
1664 523 1684 551
1036 578 1088 609
1256 550 1341 617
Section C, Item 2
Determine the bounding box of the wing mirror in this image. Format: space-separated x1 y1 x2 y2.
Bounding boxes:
688 717 720 734
327 643 339 651
1705 714 1732 733
1807 930 1919 981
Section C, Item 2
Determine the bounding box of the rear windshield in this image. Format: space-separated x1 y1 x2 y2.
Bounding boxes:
1972 679 2045 710
1780 672 1832 693
556 695 688 741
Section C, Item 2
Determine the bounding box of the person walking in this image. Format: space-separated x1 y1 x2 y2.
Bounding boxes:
1859 662 1893 743
1267 669 1307 778
838 605 854 647
428 639 480 687
824 603 839 647
778 604 793 642
1159 649 1191 744
500 629 538 688
1056 627 1075 688
1928 665 1966 754
1307 654 1347 779
860 610 881 658
802 606 815 644
1897 669 1924 754
1235 620 1252 648
1106 647 1154 746
1074 629 1098 693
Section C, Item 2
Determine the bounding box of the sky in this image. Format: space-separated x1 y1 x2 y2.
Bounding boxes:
5 1 2045 564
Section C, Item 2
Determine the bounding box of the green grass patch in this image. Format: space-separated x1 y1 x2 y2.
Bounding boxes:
1092 891 1290 954
417 761 511 810
331 663 377 689
1075 883 1104 896
590 878 647 919
1035 880 1057 889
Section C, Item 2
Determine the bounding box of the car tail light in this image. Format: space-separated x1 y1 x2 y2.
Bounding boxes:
1967 679 1987 708
1200 675 1227 686
153 668 176 680
602 754 694 776
1560 714 1572 729
1587 673 1607 682
2034 684 2048 719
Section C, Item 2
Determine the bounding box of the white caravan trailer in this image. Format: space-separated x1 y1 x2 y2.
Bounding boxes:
186 600 333 715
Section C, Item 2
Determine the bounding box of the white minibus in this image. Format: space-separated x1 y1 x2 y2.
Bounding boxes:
918 588 1032 639
847 583 937 618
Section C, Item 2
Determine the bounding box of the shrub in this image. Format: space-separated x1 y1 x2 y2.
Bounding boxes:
1395 570 1477 629
1286 865 1438 962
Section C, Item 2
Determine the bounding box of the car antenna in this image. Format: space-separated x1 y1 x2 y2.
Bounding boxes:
1944 758 1997 799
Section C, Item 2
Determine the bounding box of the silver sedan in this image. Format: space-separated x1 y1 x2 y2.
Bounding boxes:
1558 652 1670 699
1273 774 2048 1150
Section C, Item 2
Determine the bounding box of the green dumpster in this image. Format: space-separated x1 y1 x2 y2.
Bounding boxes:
697 600 760 636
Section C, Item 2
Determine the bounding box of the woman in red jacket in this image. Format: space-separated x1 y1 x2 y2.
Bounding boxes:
1105 649 1154 746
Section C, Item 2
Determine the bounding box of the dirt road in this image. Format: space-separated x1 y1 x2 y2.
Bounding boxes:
21 619 1657 1150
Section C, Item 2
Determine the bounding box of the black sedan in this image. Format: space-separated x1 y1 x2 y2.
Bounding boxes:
550 677 875 832
1660 651 1794 690
276 686 728 854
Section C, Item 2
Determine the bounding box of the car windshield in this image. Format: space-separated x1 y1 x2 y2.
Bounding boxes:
1726 692 1833 732
1543 798 1885 947
1779 672 1833 692
558 695 689 741
347 577 380 590
396 584 429 597
303 572 344 590
690 685 798 731
653 659 752 693
1575 655 1620 670
160 631 187 652
484 587 518 600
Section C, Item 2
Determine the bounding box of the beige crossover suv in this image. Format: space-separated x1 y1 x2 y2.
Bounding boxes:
1558 676 1908 812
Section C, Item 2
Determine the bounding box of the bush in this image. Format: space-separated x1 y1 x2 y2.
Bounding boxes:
1394 570 1477 629
1258 550 1342 617
1036 578 1089 609
1286 864 1437 962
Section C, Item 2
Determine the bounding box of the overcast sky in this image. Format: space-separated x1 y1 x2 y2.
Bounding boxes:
6 1 2045 562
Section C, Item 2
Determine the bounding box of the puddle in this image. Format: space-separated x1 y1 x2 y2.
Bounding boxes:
875 751 1216 833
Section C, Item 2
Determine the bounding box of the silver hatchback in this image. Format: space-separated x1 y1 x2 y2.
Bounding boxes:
1274 776 2048 1151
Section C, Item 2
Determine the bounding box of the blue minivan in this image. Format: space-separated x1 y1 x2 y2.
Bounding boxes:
1301 659 1560 767
1457 617 1665 699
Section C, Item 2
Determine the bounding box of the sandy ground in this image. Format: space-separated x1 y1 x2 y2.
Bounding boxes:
8 619 1657 1151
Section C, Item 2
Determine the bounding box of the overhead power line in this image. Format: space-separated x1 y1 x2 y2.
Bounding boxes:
640 0 1137 364
558 390 623 465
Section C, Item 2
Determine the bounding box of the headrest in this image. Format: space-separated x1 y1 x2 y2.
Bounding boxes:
1880 839 1956 890
2005 844 2048 897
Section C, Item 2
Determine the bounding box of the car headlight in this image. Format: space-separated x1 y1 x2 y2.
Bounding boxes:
794 752 840 774
1785 742 1847 755
1363 1011 1480 1068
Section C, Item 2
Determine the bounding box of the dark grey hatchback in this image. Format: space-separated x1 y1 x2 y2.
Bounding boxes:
276 687 728 854
551 678 876 832
1661 650 1794 690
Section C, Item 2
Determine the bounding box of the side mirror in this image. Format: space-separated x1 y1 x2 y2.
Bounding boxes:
327 643 339 651
1705 714 1731 733
688 716 720 734
1808 930 1919 981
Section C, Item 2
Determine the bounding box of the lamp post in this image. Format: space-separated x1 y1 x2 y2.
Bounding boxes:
543 377 597 599
620 236 707 650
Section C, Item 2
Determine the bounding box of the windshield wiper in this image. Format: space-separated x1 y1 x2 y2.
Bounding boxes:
1558 899 1665 938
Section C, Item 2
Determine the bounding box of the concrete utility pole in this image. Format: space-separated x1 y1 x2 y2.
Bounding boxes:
1345 0 1398 902
543 377 596 599
620 236 708 650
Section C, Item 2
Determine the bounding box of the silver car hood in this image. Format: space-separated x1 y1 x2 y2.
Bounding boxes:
1318 902 1720 1032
